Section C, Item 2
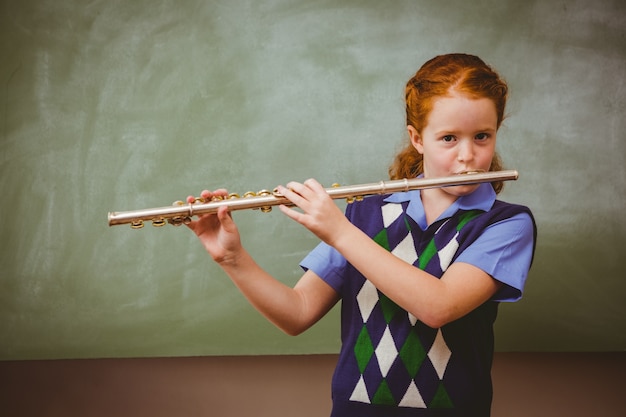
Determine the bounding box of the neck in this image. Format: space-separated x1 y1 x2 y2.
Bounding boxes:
420 188 458 225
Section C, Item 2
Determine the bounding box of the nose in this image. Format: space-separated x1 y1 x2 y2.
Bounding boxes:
457 140 475 162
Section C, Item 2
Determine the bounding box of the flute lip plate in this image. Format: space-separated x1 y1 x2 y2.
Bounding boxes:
457 170 486 175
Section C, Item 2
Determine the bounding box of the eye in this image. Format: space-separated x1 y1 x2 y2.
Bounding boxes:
475 132 491 141
442 135 455 143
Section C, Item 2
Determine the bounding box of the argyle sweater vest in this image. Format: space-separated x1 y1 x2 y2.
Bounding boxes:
329 195 534 417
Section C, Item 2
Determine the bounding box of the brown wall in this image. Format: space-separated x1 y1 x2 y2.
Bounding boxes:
1 352 624 416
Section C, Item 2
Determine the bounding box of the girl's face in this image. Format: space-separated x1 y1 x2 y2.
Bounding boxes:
408 91 498 198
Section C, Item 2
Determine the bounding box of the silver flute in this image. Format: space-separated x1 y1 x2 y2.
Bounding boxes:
108 170 518 229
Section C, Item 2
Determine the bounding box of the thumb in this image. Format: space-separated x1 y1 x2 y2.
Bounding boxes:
216 206 237 232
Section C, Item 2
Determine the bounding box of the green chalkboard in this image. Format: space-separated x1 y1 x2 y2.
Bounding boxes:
1 0 624 360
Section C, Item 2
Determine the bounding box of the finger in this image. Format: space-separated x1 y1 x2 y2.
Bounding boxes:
288 179 326 201
200 188 229 200
285 180 311 196
303 178 324 192
186 193 207 204
216 206 240 234
186 188 229 204
216 205 232 222
276 184 308 209
278 203 303 222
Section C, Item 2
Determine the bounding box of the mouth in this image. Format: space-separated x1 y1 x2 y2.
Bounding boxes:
457 169 486 175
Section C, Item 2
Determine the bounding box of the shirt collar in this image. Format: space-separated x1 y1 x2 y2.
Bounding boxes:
383 179 496 230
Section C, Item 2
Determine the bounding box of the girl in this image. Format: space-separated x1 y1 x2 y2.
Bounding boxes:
187 53 536 416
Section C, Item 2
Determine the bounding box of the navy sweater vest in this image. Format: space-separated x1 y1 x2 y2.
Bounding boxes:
329 195 536 417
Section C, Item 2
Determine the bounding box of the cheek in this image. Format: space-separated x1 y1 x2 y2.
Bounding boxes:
479 146 497 165
423 152 453 173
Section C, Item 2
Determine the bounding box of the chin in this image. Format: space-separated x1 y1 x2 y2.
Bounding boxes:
448 184 480 196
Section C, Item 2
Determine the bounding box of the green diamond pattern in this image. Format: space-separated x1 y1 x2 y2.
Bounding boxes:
372 379 396 405
429 381 454 408
456 210 482 231
399 330 427 378
378 294 402 324
373 228 390 250
418 238 437 270
354 325 375 374
404 216 412 232
418 210 482 271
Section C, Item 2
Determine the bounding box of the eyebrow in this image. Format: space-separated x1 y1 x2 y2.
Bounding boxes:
433 127 496 136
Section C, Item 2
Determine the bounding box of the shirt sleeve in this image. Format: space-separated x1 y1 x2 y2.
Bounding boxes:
300 242 347 295
455 212 535 302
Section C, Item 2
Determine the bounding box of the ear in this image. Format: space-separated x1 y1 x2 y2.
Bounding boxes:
407 125 424 154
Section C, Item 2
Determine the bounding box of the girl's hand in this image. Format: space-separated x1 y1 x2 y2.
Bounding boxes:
277 179 351 246
185 189 242 265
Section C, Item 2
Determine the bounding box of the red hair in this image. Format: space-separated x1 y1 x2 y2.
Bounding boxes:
388 54 508 193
